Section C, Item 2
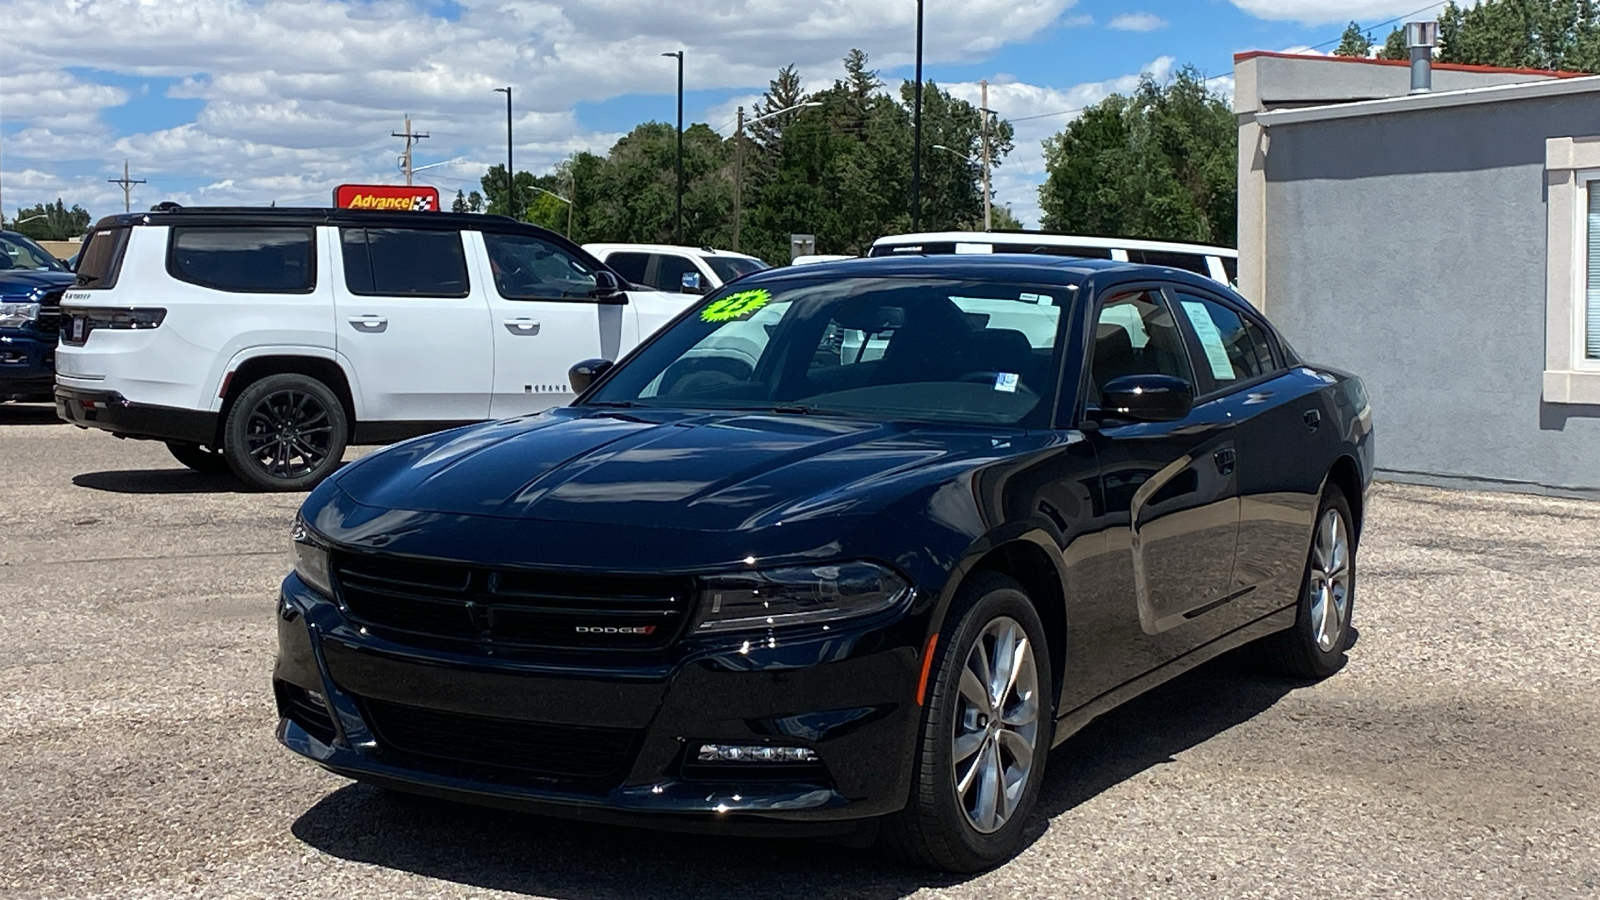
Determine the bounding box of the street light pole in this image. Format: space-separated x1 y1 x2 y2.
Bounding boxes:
911 0 924 231
493 87 514 219
662 51 684 244
732 101 820 252
980 79 991 232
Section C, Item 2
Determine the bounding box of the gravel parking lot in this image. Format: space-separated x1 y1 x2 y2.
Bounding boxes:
2 401 1598 900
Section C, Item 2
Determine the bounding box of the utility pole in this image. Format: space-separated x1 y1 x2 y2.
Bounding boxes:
661 51 685 245
391 115 430 186
108 159 146 213
733 106 745 252
911 0 925 231
980 79 992 232
493 88 514 219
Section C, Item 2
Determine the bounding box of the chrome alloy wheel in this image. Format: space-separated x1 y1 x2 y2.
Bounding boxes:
244 389 335 479
951 616 1040 834
1309 508 1352 653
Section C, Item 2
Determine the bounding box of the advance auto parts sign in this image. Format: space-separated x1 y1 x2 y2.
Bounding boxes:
334 184 440 211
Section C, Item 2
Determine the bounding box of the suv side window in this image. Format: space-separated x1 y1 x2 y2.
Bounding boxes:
1171 291 1279 391
605 252 651 286
1088 290 1193 404
341 227 469 297
168 226 315 293
1125 249 1211 276
651 254 700 292
482 232 598 300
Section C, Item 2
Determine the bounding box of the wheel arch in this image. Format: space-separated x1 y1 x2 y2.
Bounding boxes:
944 532 1069 706
217 354 358 446
1325 454 1365 545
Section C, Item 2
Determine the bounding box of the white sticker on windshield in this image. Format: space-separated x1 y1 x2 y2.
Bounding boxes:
1019 292 1053 305
993 372 1020 393
1180 300 1236 380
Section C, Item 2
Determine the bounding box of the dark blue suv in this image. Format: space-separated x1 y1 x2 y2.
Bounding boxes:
0 231 75 402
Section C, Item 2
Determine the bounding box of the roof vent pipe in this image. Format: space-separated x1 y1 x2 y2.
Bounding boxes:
1407 21 1440 93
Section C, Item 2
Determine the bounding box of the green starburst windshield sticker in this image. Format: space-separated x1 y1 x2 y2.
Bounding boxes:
700 289 772 323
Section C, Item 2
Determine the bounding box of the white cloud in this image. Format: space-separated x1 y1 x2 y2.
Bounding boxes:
1108 12 1168 31
0 0 1089 213
1229 0 1447 26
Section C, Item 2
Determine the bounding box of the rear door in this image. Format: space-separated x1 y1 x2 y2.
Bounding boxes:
471 230 631 419
333 226 493 422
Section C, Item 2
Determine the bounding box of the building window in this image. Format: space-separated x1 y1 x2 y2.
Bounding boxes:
1585 183 1600 361
1541 137 1600 404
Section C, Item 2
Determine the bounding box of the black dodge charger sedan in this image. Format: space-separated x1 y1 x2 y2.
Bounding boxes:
276 255 1372 871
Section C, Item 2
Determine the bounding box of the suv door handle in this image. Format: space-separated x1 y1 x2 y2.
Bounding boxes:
1304 409 1322 431
348 315 388 333
1213 448 1236 476
503 318 541 335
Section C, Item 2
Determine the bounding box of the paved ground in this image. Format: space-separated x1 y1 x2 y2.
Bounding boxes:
2 401 1598 900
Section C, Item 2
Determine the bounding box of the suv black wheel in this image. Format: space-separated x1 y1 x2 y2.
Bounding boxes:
1258 483 1356 679
222 373 348 491
880 571 1054 872
165 441 231 475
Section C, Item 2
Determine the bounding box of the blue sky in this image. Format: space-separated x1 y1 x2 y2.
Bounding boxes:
0 0 1447 229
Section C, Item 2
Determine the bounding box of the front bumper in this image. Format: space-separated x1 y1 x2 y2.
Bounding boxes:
55 385 216 444
0 330 55 400
274 573 927 832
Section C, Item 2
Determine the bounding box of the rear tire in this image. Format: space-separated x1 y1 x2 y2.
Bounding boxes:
1259 484 1356 679
165 441 232 475
880 571 1054 872
221 373 348 492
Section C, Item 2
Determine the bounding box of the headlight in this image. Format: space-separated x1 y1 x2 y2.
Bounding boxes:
291 517 334 597
695 562 910 633
0 302 40 328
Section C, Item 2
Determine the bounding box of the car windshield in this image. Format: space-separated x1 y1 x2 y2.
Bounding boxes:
0 232 67 272
584 276 1069 427
705 256 769 283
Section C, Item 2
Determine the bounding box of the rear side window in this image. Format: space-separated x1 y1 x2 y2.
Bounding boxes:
1172 292 1279 389
651 254 700 292
993 243 1114 259
605 252 651 285
168 227 315 293
74 227 131 290
1126 249 1211 276
1220 256 1238 286
341 228 469 297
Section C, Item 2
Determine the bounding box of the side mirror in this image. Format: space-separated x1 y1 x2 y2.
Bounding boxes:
1095 374 1193 423
591 271 628 304
680 271 706 294
568 358 615 395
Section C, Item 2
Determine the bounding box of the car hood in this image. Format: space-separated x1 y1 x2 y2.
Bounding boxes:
0 270 75 296
332 408 1040 533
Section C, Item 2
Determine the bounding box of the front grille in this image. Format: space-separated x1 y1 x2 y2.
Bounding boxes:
361 697 638 780
331 552 692 651
276 681 338 745
35 290 63 337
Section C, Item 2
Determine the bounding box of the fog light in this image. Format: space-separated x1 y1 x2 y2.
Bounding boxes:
697 743 817 763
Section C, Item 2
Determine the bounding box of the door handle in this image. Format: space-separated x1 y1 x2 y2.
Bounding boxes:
348 315 388 333
1304 409 1322 431
1213 448 1236 476
503 318 541 335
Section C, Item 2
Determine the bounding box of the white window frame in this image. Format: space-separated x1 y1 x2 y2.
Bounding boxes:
1542 137 1600 404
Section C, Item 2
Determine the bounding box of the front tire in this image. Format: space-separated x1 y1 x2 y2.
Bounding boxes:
1260 484 1356 679
881 571 1054 872
221 374 348 492
165 441 232 475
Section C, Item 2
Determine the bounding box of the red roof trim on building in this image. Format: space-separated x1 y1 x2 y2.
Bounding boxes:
1232 50 1587 78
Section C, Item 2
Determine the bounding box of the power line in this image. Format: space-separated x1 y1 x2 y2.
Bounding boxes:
1306 1 1448 51
391 115 431 186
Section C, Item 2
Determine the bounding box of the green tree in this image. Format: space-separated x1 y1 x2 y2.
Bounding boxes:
1335 21 1374 57
1038 66 1235 246
1437 0 1600 71
990 204 1024 231
451 190 468 213
10 200 92 241
467 191 484 213
1380 27 1409 59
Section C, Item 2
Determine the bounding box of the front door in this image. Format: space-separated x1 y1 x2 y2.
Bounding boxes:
333 226 493 423
470 230 631 419
1085 288 1241 638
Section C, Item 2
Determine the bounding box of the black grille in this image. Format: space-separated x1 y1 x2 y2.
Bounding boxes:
332 552 692 651
276 681 337 745
361 697 638 780
35 290 63 337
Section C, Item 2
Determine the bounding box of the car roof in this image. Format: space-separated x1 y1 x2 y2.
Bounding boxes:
582 242 762 261
872 231 1238 257
89 206 548 237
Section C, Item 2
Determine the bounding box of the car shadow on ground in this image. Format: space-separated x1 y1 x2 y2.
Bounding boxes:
290 652 1305 899
0 402 64 425
71 468 255 494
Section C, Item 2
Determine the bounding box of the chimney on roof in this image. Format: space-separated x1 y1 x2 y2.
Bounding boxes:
1407 21 1440 93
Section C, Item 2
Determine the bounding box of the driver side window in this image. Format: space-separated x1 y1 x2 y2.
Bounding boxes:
1089 291 1193 404
482 232 598 301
